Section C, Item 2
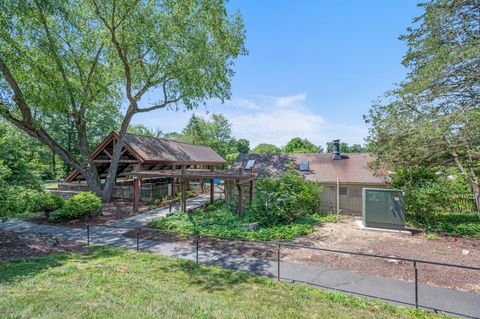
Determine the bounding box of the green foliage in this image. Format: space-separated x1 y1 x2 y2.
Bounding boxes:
250 169 323 226
326 141 365 153
0 186 41 219
49 192 101 222
252 143 282 155
128 125 163 138
31 192 65 214
150 206 336 241
283 137 321 153
0 122 44 189
409 212 480 238
236 138 250 154
365 0 480 214
391 167 475 224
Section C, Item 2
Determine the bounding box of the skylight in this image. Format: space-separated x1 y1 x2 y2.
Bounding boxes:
299 160 309 171
245 159 256 170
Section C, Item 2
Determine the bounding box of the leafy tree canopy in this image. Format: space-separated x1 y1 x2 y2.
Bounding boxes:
252 143 281 155
283 137 320 153
365 0 480 215
0 0 246 200
326 142 366 153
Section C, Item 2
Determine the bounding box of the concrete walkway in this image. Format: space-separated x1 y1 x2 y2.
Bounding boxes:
0 197 478 318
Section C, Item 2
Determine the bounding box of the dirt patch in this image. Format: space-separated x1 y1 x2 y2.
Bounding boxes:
29 199 150 228
0 230 86 262
281 216 480 294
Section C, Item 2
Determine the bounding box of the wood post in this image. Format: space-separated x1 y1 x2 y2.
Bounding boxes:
210 165 214 204
237 181 243 219
181 166 187 212
171 165 176 197
249 180 253 204
133 164 142 213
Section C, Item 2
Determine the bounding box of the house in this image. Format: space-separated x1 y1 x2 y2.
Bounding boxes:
61 131 227 200
232 140 388 214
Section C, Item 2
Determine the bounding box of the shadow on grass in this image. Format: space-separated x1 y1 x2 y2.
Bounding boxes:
0 246 124 284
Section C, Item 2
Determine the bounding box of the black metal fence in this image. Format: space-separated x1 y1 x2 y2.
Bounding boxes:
85 223 480 318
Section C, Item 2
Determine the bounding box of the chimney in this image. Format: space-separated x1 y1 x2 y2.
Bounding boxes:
332 139 341 160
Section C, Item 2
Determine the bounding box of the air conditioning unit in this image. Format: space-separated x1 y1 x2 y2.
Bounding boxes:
362 188 405 230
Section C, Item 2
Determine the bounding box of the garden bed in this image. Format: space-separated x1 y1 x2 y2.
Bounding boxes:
148 204 338 241
28 199 150 228
0 230 86 262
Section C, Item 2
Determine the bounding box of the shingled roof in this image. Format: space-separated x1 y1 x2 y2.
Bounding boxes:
65 132 225 182
233 153 386 185
124 133 226 164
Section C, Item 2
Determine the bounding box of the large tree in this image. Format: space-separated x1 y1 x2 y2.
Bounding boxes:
365 0 480 215
283 137 320 153
0 0 246 201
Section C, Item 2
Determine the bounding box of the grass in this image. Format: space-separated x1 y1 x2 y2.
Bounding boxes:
43 182 58 189
149 204 338 241
0 246 447 319
407 211 480 238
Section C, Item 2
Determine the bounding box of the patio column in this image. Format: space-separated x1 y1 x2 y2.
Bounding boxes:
133 164 142 213
248 180 254 204
171 165 176 197
181 166 187 212
210 165 215 204
237 181 243 219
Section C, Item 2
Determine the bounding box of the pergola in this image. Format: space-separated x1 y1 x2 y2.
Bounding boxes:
128 165 257 217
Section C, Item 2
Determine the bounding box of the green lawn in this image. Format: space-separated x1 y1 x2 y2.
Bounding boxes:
407 211 480 237
149 204 338 241
0 246 446 319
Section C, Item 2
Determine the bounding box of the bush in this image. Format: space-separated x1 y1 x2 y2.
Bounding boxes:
49 192 101 223
150 205 337 241
31 192 65 215
0 186 40 219
249 169 323 226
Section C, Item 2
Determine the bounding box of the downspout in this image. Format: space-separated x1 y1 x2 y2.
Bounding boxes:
337 177 340 214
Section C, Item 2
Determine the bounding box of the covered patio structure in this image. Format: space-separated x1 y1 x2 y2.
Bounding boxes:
128 166 257 217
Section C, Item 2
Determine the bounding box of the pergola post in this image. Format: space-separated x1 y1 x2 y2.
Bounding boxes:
236 181 243 218
209 165 214 204
171 165 176 197
133 164 142 213
249 180 254 204
181 166 187 212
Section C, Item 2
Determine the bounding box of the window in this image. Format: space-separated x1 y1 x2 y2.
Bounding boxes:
245 159 256 170
299 160 309 171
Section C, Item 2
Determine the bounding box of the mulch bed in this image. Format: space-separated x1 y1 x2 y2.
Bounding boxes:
0 230 86 263
28 199 150 228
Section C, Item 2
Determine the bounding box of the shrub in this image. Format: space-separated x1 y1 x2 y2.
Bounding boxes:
31 192 65 215
249 168 322 226
0 186 39 219
49 192 101 222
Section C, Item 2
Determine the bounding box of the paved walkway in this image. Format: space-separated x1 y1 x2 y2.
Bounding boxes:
0 196 478 318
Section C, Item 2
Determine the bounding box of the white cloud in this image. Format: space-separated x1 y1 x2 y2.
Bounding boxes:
273 93 307 107
227 97 259 109
132 93 368 149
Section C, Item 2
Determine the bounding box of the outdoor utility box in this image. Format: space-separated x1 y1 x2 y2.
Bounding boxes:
362 188 405 230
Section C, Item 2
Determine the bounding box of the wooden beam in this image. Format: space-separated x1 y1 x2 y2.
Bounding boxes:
210 165 214 204
94 159 138 164
181 180 187 212
102 149 112 158
249 180 253 204
237 181 243 219
133 164 142 213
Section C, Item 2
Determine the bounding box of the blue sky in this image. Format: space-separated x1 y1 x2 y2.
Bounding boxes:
132 0 423 148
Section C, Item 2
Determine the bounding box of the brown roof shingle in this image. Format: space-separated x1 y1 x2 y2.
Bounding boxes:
124 133 226 164
233 153 386 185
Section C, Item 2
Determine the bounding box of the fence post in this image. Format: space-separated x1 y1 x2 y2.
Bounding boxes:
87 224 90 246
277 243 281 281
195 235 199 265
136 228 141 252
413 261 418 309
169 202 172 213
